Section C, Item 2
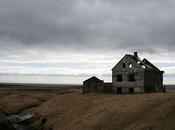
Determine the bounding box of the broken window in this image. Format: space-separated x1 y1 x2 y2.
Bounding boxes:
142 65 146 69
128 74 135 82
123 63 126 68
117 74 123 82
129 63 133 68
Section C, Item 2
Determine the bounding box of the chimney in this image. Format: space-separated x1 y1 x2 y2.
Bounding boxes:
134 52 138 57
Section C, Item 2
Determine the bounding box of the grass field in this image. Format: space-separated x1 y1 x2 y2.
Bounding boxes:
0 86 175 130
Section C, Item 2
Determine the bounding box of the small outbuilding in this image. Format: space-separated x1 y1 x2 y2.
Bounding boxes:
82 76 104 93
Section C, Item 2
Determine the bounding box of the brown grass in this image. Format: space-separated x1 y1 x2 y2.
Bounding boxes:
0 87 175 130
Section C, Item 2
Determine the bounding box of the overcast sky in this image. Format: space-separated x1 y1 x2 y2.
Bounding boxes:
0 0 175 84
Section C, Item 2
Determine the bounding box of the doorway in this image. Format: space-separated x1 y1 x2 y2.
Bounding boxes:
129 88 134 93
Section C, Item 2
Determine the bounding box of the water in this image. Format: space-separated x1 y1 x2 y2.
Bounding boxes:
13 124 34 130
166 85 175 90
6 113 36 130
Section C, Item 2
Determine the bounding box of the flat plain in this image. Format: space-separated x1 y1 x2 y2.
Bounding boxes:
0 85 175 130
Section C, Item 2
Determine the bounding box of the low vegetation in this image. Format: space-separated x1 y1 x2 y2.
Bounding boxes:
0 87 175 130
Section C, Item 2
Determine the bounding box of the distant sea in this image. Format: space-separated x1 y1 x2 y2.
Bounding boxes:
0 82 174 90
0 82 82 88
166 85 175 90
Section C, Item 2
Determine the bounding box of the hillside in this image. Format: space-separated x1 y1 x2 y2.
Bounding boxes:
0 87 175 130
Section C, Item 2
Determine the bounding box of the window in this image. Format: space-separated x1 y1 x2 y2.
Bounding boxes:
142 65 146 69
129 63 133 68
117 74 123 82
123 63 126 68
128 74 135 82
129 88 134 93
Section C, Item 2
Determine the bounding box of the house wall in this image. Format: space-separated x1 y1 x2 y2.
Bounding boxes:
83 81 104 93
112 56 144 93
103 83 113 93
144 71 163 92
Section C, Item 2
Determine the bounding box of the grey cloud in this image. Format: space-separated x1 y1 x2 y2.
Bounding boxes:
0 0 175 53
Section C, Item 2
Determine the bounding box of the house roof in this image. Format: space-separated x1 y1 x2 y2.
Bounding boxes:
112 54 139 70
139 58 160 71
112 53 163 72
83 76 103 83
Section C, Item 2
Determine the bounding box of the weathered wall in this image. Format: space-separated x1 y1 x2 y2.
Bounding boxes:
144 71 163 92
83 81 104 93
112 55 144 92
103 83 113 93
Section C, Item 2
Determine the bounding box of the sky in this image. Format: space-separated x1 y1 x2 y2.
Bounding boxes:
0 0 175 84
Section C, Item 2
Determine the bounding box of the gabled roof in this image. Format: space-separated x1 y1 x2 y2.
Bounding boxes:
112 53 163 72
139 58 162 72
83 76 103 83
112 54 141 70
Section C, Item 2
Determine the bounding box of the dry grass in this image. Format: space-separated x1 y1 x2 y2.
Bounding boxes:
0 87 175 130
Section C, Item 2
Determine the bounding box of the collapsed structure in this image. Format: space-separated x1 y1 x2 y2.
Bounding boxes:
82 52 165 93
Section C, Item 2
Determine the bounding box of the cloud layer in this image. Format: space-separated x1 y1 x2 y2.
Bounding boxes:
0 0 175 83
1 0 175 52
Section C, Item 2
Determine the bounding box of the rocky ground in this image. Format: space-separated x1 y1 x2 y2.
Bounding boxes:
0 86 175 130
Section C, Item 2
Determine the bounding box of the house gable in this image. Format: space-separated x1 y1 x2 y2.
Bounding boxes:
112 54 144 72
83 76 103 83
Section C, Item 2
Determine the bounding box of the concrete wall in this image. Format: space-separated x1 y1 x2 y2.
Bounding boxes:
83 81 104 93
103 83 113 93
144 71 164 92
112 55 144 93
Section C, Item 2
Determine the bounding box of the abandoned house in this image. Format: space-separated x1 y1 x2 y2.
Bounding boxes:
82 76 104 93
82 52 164 94
112 52 164 93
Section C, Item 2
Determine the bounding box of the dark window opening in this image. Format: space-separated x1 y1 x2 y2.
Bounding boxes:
128 74 135 82
129 63 133 68
117 74 123 82
117 87 122 93
123 63 126 68
129 88 134 93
